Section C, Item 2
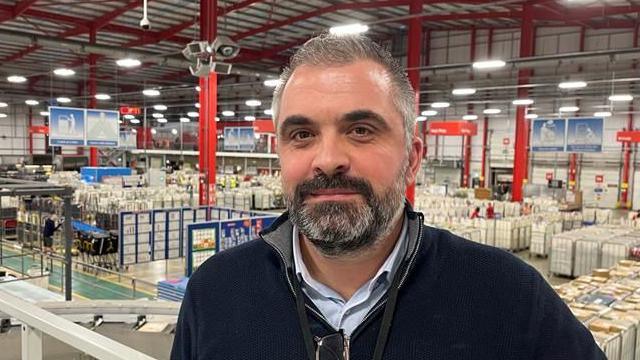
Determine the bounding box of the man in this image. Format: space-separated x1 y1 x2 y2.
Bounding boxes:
42 214 62 254
172 34 604 359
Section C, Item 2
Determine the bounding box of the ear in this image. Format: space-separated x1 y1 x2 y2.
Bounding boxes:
405 135 423 186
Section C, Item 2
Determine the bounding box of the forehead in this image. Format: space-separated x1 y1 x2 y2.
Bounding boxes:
277 60 398 124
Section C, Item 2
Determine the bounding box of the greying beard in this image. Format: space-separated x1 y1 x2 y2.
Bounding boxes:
286 162 407 257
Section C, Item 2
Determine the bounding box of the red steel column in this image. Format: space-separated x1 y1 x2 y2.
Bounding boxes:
405 0 422 204
620 24 638 208
88 28 98 166
512 4 534 202
462 27 477 188
198 0 218 205
569 27 586 191
422 28 430 158
480 28 494 188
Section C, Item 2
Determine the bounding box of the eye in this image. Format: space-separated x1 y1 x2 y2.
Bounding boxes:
291 130 313 141
351 126 372 137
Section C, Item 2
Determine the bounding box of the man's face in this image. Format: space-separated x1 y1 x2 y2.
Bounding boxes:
276 60 422 256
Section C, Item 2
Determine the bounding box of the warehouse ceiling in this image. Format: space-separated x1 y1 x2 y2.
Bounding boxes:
0 0 638 122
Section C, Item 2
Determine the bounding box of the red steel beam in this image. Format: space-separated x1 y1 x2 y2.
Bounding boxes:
512 3 534 202
405 0 421 205
88 29 98 166
199 0 218 206
568 26 586 192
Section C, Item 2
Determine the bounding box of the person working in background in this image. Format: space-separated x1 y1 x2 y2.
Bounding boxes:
171 33 604 360
42 214 62 254
486 202 495 219
470 206 481 219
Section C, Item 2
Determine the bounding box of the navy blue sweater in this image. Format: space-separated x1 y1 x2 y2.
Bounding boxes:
171 209 604 359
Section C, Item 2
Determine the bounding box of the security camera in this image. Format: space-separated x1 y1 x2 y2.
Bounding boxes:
212 62 233 75
189 57 214 78
140 17 150 30
212 36 240 60
182 41 210 61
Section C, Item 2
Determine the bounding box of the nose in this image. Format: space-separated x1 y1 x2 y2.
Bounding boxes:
310 135 350 178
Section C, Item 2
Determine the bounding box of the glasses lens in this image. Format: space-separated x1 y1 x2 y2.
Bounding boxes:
317 333 344 360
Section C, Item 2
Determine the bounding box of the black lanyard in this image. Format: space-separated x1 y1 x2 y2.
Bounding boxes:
292 259 406 360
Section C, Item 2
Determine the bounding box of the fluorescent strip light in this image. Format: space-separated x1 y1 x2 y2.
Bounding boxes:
180 117 190 123
245 99 262 107
7 75 27 83
130 119 140 124
0 102 7 108
40 111 49 116
525 114 538 119
116 58 141 68
244 115 256 121
56 97 71 103
431 102 450 108
263 109 273 116
452 88 476 96
222 110 235 117
25 99 39 106
53 68 75 76
558 81 587 89
142 89 160 96
594 111 612 117
609 94 633 102
156 118 168 123
123 114 135 120
187 111 199 118
463 115 478 120
483 108 501 114
472 60 506 70
264 79 281 87
559 106 579 112
422 110 438 116
512 99 534 106
416 116 427 122
153 104 167 111
95 94 111 100
152 113 164 119
329 23 369 36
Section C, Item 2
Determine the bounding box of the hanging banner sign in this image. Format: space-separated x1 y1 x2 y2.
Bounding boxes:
224 126 256 151
531 119 566 152
29 125 49 135
86 109 120 147
428 121 477 136
119 106 141 115
49 106 86 146
566 117 603 153
617 131 640 143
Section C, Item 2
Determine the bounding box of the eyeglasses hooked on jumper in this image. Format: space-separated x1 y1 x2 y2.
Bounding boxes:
315 330 349 360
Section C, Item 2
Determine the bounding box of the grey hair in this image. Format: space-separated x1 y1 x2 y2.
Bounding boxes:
271 33 417 153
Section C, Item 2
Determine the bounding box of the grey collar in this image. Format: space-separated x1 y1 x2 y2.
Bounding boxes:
260 201 424 270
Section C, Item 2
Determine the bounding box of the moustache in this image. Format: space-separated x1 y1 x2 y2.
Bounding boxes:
295 173 374 200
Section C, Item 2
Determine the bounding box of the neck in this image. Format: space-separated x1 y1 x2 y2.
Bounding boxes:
299 214 404 301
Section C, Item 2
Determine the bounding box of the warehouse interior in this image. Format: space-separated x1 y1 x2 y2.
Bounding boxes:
0 0 640 359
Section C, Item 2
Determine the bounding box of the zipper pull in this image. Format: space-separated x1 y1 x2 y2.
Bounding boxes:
343 334 350 360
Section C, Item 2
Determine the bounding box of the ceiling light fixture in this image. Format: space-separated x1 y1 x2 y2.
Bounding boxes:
245 99 262 107
124 114 135 120
180 117 190 123
431 102 450 108
609 94 633 102
142 89 160 96
157 118 168 123
130 119 140 124
472 60 506 70
422 110 438 116
329 23 369 36
244 115 256 121
25 99 39 106
194 103 200 108
7 75 27 83
559 106 579 112
264 109 273 116
153 104 167 111
594 111 612 117
56 97 71 103
463 115 478 120
0 113 7 118
483 108 501 114
132 128 138 133
525 114 538 119
0 102 7 108
452 88 476 96
116 58 141 68
416 116 427 122
222 110 235 117
263 79 281 87
512 99 534 106
152 113 164 119
558 81 587 89
95 93 111 100
53 68 75 76
187 111 199 118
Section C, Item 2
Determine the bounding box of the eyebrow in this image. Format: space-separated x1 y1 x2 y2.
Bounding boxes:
279 115 314 137
341 110 391 131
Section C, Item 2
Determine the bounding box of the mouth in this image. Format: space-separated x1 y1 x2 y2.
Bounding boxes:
306 188 362 202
